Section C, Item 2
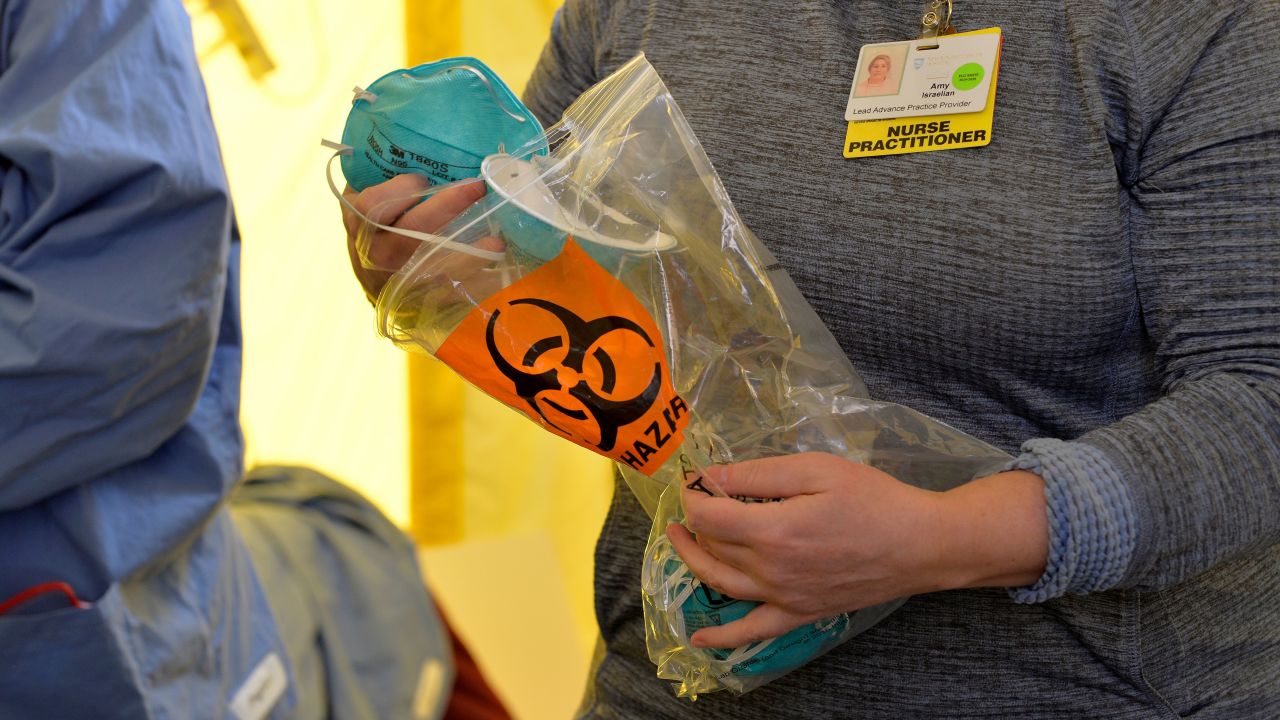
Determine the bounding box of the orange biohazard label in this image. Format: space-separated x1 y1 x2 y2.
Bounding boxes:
436 239 689 475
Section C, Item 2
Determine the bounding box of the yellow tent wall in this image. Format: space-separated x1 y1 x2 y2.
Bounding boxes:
192 2 612 717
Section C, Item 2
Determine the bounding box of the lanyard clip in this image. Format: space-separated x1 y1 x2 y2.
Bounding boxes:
918 0 954 49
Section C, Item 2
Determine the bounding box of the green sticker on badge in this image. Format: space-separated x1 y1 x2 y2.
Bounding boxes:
952 62 984 91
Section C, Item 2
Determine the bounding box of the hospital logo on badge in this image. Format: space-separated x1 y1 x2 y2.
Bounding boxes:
437 239 688 475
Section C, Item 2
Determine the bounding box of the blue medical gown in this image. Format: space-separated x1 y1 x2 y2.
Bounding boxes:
0 2 450 717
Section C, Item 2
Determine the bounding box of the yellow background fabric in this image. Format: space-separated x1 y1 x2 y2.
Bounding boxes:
191 2 612 717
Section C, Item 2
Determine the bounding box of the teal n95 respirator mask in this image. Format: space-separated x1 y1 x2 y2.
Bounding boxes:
325 57 549 268
325 55 676 273
339 56 544 191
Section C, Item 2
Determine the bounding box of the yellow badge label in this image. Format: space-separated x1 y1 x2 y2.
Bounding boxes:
844 27 1002 159
436 239 688 476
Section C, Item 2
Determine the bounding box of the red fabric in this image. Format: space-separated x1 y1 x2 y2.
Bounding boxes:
0 581 88 616
439 606 513 720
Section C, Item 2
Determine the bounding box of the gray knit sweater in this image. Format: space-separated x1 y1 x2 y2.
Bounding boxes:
523 1 1280 717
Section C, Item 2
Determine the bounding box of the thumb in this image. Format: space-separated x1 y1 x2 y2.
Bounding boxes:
690 602 811 649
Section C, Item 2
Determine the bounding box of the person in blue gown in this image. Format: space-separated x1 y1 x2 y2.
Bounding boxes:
0 2 466 717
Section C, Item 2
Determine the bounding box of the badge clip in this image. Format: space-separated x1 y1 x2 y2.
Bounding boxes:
917 0 954 50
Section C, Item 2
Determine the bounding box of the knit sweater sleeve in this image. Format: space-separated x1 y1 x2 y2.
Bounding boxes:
1012 0 1280 601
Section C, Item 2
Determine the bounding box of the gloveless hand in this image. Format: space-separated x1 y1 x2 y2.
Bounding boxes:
340 174 503 301
669 452 1047 649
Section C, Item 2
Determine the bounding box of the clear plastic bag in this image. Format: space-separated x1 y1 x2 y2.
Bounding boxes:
344 54 1010 697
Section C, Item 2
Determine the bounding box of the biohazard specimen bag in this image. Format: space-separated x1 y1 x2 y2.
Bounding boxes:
330 54 1010 697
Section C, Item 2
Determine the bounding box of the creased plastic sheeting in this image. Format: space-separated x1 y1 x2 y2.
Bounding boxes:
363 55 1011 697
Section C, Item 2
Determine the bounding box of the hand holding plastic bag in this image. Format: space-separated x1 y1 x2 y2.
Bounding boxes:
329 54 1011 697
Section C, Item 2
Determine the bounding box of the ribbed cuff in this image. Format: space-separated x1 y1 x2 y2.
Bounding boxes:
1005 439 1137 603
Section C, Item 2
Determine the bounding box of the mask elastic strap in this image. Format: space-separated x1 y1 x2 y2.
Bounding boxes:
357 65 529 126
642 535 698 610
720 636 776 666
351 86 379 104
439 64 529 124
641 535 778 666
321 140 505 263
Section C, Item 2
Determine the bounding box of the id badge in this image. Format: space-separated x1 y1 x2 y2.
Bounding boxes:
843 27 1002 158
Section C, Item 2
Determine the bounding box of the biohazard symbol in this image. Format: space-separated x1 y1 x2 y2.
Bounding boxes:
436 238 688 475
485 298 661 452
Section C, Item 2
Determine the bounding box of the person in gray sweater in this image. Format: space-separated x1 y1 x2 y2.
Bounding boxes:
342 0 1278 717
518 1 1280 718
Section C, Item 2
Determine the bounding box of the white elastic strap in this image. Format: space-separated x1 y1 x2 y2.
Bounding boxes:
324 152 505 263
436 65 527 123
721 636 775 667
668 572 698 612
351 85 378 104
321 138 353 154
641 535 774 667
661 554 775 667
642 536 699 611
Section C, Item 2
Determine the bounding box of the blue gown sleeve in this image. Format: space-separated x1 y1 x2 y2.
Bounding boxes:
0 0 234 510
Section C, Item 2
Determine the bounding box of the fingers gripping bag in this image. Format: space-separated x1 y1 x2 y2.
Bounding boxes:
330 55 1011 698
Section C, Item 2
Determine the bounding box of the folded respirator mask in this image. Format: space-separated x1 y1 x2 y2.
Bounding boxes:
328 56 676 272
